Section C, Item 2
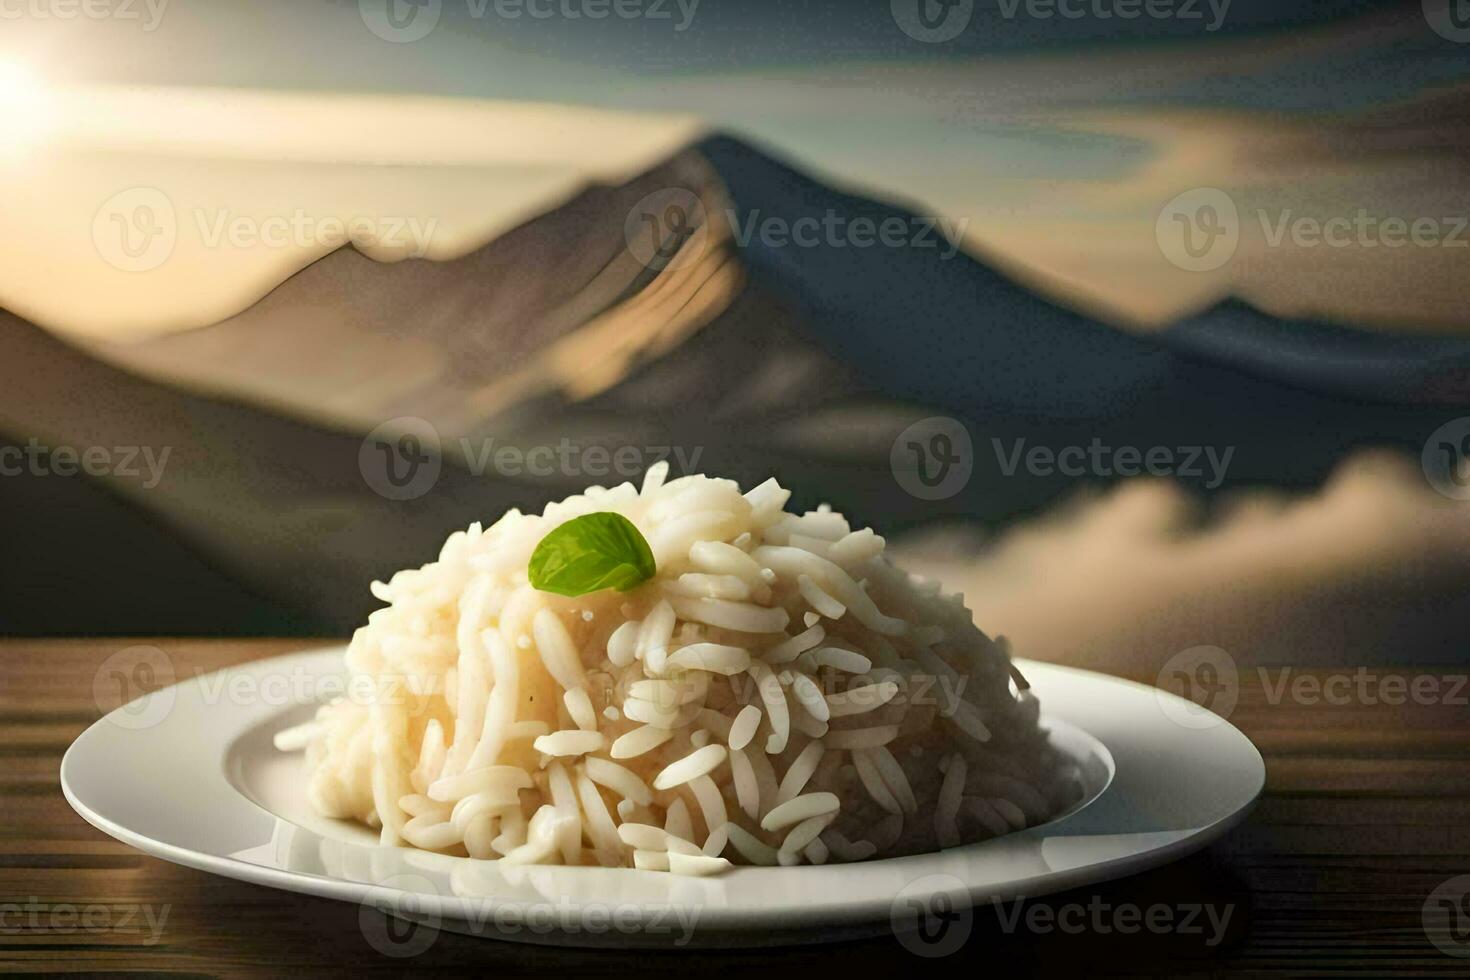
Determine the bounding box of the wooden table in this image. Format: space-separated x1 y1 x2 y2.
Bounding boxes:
5 639 1469 976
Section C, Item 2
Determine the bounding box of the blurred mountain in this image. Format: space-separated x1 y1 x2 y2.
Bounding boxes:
1 133 1468 635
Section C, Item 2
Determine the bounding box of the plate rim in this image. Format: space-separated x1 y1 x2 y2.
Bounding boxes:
61 647 1265 942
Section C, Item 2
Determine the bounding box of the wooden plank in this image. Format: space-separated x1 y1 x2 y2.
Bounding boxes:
4 639 1469 974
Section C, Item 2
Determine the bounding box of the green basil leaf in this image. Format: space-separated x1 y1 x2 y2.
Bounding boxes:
529 512 656 597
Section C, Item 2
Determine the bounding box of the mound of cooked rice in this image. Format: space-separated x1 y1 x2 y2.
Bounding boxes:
281 467 1080 874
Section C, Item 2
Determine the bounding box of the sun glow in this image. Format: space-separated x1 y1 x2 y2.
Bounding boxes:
0 60 54 155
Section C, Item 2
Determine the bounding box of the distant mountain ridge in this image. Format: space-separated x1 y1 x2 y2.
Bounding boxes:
1 133 1467 633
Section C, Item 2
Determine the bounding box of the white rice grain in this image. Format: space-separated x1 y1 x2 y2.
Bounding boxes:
763 624 825 665
563 687 598 732
636 599 677 668
752 546 906 636
641 460 670 494
689 540 765 587
584 756 653 806
662 643 751 676
545 762 582 865
799 647 872 674
667 851 733 876
852 750 902 815
798 574 846 620
790 672 831 723
871 745 920 816
990 796 1028 830
727 704 762 751
665 573 752 601
760 791 839 832
747 662 790 754
936 752 966 848
729 747 761 820
689 774 728 848
652 744 728 791
533 730 605 757
611 724 674 759
825 680 899 718
466 631 519 770
779 813 835 856
574 768 623 866
606 620 641 667
273 720 324 753
532 609 587 693
775 740 826 805
670 597 789 634
633 849 670 871
724 822 778 865
625 697 695 729
663 797 695 842
828 528 885 566
427 765 532 804
401 816 461 851
743 741 780 817
821 829 877 861
618 823 669 850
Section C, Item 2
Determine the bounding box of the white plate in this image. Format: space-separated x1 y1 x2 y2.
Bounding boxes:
61 648 1263 948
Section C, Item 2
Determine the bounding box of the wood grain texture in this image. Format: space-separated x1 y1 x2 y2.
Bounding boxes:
3 639 1468 977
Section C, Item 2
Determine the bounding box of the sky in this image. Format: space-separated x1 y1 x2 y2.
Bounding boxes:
5 0 1470 340
0 0 1450 107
